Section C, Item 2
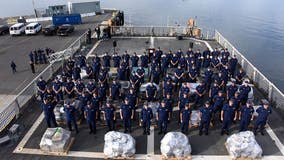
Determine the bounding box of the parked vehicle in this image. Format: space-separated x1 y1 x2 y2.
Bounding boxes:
42 24 58 36
57 24 75 36
0 25 9 35
25 23 42 35
9 23 25 35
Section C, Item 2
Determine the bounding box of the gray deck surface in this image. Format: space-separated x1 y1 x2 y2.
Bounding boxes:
0 37 283 159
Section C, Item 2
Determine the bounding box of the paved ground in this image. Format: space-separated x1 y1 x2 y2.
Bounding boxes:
1 37 284 160
0 13 112 108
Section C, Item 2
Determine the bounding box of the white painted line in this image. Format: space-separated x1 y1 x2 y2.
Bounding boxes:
266 124 284 155
13 112 44 153
86 40 102 58
147 126 155 155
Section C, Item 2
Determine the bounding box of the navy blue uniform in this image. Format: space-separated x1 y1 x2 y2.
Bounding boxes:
85 106 96 133
146 85 157 102
179 86 190 98
64 81 75 98
64 105 79 132
136 68 145 83
73 66 81 81
140 55 149 68
227 84 238 100
161 56 169 74
254 106 272 134
131 55 139 67
188 68 198 83
53 81 63 101
85 66 93 79
110 83 121 100
235 71 245 85
229 58 238 77
113 55 121 68
239 85 251 105
202 57 211 68
174 68 184 85
91 96 101 120
221 104 236 134
42 102 58 128
103 54 111 67
194 84 206 104
163 83 174 97
157 106 169 133
181 108 192 133
213 95 225 113
75 82 85 96
151 69 161 84
121 103 133 132
98 84 107 101
104 105 116 131
210 85 219 102
199 106 213 134
239 105 254 131
204 69 213 86
140 107 153 134
37 80 47 101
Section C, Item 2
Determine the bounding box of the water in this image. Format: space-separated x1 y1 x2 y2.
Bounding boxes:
1 0 284 92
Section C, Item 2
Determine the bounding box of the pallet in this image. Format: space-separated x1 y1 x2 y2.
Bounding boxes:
231 158 261 160
104 155 135 160
41 137 74 156
161 155 192 160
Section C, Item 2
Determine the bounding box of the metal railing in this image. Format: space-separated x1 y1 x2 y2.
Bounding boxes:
0 31 89 133
215 30 284 109
110 26 215 39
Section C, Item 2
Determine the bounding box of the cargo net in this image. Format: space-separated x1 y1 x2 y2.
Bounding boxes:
225 131 262 159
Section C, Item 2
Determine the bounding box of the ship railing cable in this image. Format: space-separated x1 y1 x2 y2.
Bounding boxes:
215 30 284 109
110 26 215 39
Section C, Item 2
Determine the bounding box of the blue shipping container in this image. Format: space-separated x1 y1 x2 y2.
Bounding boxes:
52 14 82 25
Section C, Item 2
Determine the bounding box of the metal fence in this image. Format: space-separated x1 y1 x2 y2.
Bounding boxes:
110 26 215 39
215 30 284 109
0 31 89 133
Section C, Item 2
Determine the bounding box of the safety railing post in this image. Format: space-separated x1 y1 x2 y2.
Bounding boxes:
268 84 273 101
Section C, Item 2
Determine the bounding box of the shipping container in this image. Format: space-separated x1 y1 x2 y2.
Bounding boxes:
52 14 82 25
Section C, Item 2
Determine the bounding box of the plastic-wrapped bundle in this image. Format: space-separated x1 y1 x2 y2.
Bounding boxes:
160 132 192 158
139 82 160 92
147 102 160 116
40 127 71 152
104 131 136 158
190 110 200 126
226 131 262 159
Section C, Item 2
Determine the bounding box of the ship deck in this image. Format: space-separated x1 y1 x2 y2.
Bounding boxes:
1 37 284 160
